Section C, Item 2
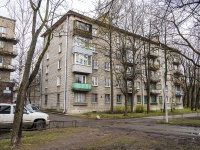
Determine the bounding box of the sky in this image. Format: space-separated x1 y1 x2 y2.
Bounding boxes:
0 0 95 19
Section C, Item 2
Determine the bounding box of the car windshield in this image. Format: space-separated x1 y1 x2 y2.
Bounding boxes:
25 105 34 113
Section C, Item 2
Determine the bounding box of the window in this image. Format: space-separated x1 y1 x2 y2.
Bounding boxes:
116 36 120 44
176 85 181 91
151 95 157 103
75 93 86 103
45 95 48 105
105 94 110 103
126 39 131 46
105 48 110 56
144 96 147 104
166 96 169 103
59 43 62 53
0 26 6 34
58 60 61 69
74 53 92 66
0 41 5 48
165 85 168 91
137 95 141 104
159 96 162 104
104 62 110 71
45 80 48 88
75 20 91 32
57 76 61 86
92 77 98 86
104 32 109 40
117 94 122 104
92 28 97 35
91 94 98 103
46 51 49 60
92 60 98 69
0 106 11 114
0 56 3 65
126 50 133 63
136 82 140 89
46 65 49 74
105 78 110 87
116 80 120 88
127 81 132 88
115 65 120 73
116 50 121 58
144 82 147 90
75 74 86 83
57 94 60 105
127 67 132 74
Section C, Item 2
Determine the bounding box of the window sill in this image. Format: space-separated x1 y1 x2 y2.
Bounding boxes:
150 102 158 105
116 102 122 104
73 102 88 106
105 86 110 88
91 102 98 104
92 85 98 87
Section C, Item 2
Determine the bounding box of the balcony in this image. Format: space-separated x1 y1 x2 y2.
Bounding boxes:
72 46 93 55
150 89 161 95
72 83 92 91
148 51 159 59
174 80 183 85
73 28 92 39
0 48 17 58
150 75 161 83
175 91 184 96
149 64 160 71
128 87 139 93
0 64 16 72
173 59 181 65
0 33 18 45
173 69 183 76
72 64 92 74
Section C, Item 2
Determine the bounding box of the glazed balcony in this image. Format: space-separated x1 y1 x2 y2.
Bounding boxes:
150 89 161 95
72 83 92 91
173 69 183 76
148 51 159 59
149 64 160 71
174 80 183 85
0 48 17 58
72 64 92 74
175 91 184 96
150 75 161 83
72 45 93 55
0 64 16 72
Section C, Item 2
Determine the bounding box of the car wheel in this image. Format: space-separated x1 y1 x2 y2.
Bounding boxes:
35 120 46 130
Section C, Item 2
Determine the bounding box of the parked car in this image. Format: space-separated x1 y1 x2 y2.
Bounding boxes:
0 103 50 130
26 104 40 112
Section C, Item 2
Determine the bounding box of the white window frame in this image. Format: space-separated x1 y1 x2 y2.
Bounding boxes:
115 64 120 73
92 77 98 86
105 78 110 87
58 60 61 70
75 74 86 83
105 94 110 103
46 51 49 60
92 28 97 35
104 62 110 71
117 94 122 104
104 32 109 40
0 26 6 34
91 94 98 103
75 93 86 103
0 41 5 48
45 79 48 88
92 60 98 69
136 81 140 89
57 76 61 86
59 43 62 53
74 53 92 66
116 80 120 88
116 35 120 44
46 65 49 74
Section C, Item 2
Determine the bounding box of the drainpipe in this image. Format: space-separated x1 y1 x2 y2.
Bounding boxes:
63 16 69 113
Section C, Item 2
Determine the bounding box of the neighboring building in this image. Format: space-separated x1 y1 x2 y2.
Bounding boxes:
41 10 184 113
0 16 18 103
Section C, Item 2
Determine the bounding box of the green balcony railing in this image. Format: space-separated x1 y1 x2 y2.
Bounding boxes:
72 83 92 91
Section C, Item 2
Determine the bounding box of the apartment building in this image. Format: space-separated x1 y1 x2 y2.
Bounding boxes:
0 16 18 103
41 10 184 113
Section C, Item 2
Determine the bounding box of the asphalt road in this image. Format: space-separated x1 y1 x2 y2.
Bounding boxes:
48 113 200 137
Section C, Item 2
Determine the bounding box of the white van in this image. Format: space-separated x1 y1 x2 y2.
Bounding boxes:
0 103 50 130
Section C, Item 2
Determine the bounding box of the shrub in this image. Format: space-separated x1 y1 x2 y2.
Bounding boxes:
114 106 131 114
135 105 144 113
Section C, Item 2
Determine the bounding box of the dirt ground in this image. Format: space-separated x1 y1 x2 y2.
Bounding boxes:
33 126 200 150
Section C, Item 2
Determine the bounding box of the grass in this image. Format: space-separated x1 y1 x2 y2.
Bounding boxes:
0 128 77 150
75 108 200 118
158 117 200 126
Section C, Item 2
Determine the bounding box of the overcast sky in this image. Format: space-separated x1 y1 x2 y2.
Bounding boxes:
0 0 95 19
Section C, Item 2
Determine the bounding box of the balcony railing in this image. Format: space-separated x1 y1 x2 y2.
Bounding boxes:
149 64 160 71
0 49 17 58
72 64 92 74
0 64 16 72
173 69 183 76
175 91 184 96
72 83 92 91
150 75 161 82
72 45 93 55
73 28 92 39
150 89 161 95
0 33 18 44
174 80 183 85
